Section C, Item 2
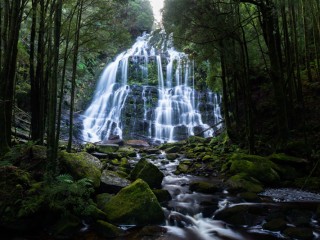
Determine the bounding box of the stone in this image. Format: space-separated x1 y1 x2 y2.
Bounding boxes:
91 152 109 159
226 153 280 185
94 220 123 238
130 159 164 189
176 163 189 174
101 179 165 226
166 153 178 161
269 153 308 164
59 151 102 188
263 219 287 231
96 144 119 153
142 148 161 154
226 173 263 193
189 181 219 194
165 146 180 153
125 140 150 148
100 170 131 193
96 193 114 210
187 136 206 144
152 189 172 203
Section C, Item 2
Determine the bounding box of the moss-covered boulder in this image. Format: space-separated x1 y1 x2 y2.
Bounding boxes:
94 220 123 238
96 144 119 153
130 159 164 189
100 170 131 193
166 153 178 161
225 153 280 185
101 179 165 226
152 189 172 203
226 173 263 193
187 136 206 144
165 146 180 154
189 181 219 194
60 151 102 188
262 218 287 231
269 153 308 164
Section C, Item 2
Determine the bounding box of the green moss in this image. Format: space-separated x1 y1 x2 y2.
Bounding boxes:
130 159 164 189
152 189 172 203
94 220 122 238
268 153 308 164
263 219 287 231
227 153 280 184
227 174 263 193
102 179 164 225
166 153 178 161
187 136 206 144
60 151 102 188
96 144 119 153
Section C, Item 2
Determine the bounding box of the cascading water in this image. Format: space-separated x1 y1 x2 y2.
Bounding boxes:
82 33 222 143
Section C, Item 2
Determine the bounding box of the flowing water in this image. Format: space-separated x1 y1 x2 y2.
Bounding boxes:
82 34 221 143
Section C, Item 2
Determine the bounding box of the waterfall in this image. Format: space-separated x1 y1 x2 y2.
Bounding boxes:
82 34 222 143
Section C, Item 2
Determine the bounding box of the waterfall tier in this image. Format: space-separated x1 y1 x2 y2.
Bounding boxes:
82 34 222 143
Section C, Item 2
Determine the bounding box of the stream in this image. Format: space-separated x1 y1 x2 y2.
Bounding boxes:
112 151 320 240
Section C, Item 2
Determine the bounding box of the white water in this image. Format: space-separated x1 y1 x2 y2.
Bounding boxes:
82 34 221 143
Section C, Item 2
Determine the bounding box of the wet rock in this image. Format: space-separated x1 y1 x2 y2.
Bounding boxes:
94 220 123 238
103 139 124 146
59 151 102 188
283 227 313 240
142 148 161 154
101 179 165 225
189 181 219 194
225 153 280 185
226 173 263 193
91 152 109 159
96 193 114 210
165 146 180 153
83 143 96 153
100 170 131 193
166 153 178 161
130 159 164 189
152 189 172 203
175 163 189 174
269 153 308 164
125 140 150 148
214 204 260 226
96 144 119 153
286 209 313 227
239 192 261 202
118 146 137 157
262 218 287 231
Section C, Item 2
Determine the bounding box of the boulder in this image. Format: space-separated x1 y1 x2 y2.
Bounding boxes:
152 189 172 203
166 153 178 161
130 159 164 189
101 179 165 226
94 220 123 238
125 140 150 148
226 153 280 185
60 151 102 188
263 219 287 231
189 181 219 194
226 173 263 193
96 144 119 153
100 170 131 193
268 153 308 164
165 146 180 153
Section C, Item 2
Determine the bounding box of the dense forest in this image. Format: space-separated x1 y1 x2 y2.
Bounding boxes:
1 0 320 239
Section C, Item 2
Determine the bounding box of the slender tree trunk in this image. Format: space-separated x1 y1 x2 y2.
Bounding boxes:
67 0 84 152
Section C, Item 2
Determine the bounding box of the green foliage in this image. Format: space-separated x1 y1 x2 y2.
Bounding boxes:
19 174 96 218
1 141 36 164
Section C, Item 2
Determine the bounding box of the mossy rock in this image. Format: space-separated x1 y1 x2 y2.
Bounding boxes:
227 174 263 193
166 153 178 161
100 170 131 193
214 205 256 226
94 220 123 238
283 227 313 240
268 153 308 164
96 193 114 210
202 155 215 162
176 163 189 174
239 192 260 202
187 136 206 144
185 151 196 159
118 147 137 157
152 189 172 203
102 179 165 225
262 218 287 231
165 146 180 154
49 214 81 238
227 153 280 185
193 146 206 153
83 143 96 153
96 144 119 153
130 159 164 189
189 181 219 194
59 151 102 188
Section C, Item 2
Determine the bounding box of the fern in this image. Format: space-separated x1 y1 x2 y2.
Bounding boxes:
19 174 96 218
